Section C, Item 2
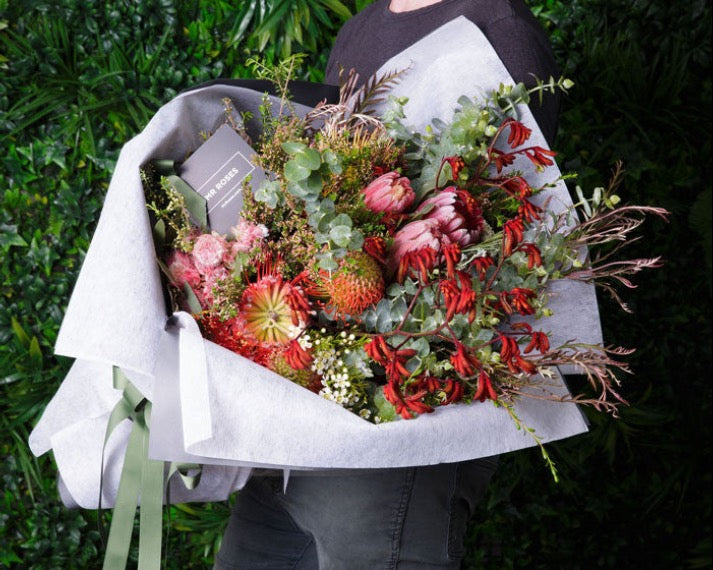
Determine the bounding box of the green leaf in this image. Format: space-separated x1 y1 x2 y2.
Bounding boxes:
317 255 339 271
182 283 202 315
348 229 364 250
0 226 28 252
281 141 307 155
11 317 31 349
374 388 397 422
323 149 342 174
254 179 282 208
284 159 311 182
331 213 352 228
294 148 321 170
329 225 351 247
28 337 43 364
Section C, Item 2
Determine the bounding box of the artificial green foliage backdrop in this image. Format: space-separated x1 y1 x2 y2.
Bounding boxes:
1 0 710 567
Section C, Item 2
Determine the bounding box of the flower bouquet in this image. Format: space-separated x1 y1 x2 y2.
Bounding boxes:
146 73 664 459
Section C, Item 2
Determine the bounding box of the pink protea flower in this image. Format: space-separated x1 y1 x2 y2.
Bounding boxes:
166 250 201 289
419 187 484 247
389 219 448 265
192 233 229 274
230 218 268 254
387 219 451 282
362 172 415 214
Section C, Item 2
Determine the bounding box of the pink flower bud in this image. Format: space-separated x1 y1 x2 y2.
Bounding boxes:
363 172 415 214
197 267 230 307
230 218 268 254
167 250 201 289
192 233 229 274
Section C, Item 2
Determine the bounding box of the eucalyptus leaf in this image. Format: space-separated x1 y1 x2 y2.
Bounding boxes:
281 141 307 154
329 225 352 247
294 148 321 170
284 159 311 182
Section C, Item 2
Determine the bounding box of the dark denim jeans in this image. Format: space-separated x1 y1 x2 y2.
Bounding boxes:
214 456 498 569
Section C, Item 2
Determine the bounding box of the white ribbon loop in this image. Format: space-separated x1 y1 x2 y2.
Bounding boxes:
173 311 213 448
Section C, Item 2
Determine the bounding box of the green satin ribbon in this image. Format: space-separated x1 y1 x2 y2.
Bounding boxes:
102 367 202 570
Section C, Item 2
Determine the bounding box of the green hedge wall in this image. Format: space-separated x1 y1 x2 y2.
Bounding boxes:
1 0 710 567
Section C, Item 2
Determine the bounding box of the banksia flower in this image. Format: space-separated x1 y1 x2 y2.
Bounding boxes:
268 347 321 392
362 172 415 214
322 251 385 317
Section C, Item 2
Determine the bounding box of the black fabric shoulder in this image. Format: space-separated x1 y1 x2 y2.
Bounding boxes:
180 79 340 108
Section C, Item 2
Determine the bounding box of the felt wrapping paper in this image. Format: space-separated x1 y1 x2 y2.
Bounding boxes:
30 16 601 508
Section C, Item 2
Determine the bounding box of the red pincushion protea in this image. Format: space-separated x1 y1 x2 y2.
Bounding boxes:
199 314 275 367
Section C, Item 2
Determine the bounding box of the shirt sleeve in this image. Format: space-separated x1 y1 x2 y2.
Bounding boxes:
483 14 561 145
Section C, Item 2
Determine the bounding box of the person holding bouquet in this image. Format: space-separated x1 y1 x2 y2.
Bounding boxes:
215 1 564 568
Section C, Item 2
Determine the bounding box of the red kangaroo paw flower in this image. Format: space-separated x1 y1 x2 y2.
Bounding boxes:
471 255 495 281
524 331 550 354
505 118 532 148
363 236 387 264
524 147 557 170
502 176 533 199
284 339 313 370
503 217 525 256
518 199 542 223
444 156 466 180
474 370 498 402
442 242 461 279
516 243 542 269
450 343 478 378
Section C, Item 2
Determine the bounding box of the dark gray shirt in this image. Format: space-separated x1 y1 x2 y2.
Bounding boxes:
325 0 560 145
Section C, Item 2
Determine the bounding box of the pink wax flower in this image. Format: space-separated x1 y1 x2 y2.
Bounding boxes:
363 172 415 214
419 187 484 247
230 218 268 254
192 233 229 274
166 250 201 289
197 266 230 307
